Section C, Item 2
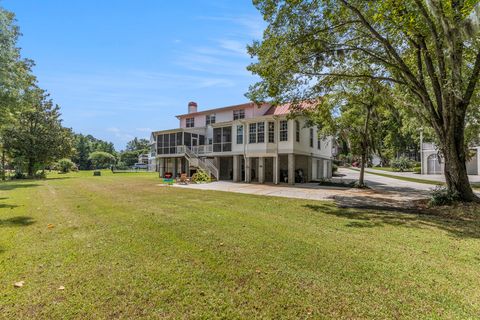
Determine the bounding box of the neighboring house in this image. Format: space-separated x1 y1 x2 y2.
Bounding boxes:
137 153 149 165
421 142 480 175
149 101 333 184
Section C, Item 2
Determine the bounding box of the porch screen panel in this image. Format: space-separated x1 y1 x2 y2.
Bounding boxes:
213 128 222 152
222 127 232 152
176 132 183 146
184 132 191 148
169 133 176 154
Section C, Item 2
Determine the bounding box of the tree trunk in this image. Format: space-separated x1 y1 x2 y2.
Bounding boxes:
359 152 366 187
1 148 5 181
27 158 35 177
441 126 478 202
358 104 372 188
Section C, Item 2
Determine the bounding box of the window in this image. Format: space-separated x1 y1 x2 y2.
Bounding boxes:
257 122 265 143
318 137 321 149
279 120 288 141
233 109 245 120
236 125 244 144
268 121 275 143
206 114 216 125
295 120 300 142
249 123 257 143
310 128 314 147
186 117 194 128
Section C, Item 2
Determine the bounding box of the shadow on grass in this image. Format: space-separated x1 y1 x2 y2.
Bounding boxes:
0 216 35 227
0 183 41 191
0 203 18 209
303 202 480 239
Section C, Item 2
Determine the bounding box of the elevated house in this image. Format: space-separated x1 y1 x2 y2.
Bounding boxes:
149 101 333 184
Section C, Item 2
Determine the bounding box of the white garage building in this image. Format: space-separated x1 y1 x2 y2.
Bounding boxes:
421 142 480 175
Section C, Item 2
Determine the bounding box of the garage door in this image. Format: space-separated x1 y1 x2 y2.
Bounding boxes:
427 154 442 174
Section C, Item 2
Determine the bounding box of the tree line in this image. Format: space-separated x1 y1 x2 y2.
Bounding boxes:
0 7 149 178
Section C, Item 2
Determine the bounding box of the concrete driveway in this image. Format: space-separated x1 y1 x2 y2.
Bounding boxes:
336 168 436 195
168 168 437 210
364 168 480 183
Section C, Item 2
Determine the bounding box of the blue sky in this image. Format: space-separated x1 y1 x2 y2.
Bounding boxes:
3 0 264 149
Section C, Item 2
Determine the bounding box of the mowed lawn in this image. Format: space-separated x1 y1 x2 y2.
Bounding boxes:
1 172 480 319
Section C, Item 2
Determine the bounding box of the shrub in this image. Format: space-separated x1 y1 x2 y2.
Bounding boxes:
429 186 459 206
191 170 211 183
413 165 421 174
391 156 414 172
332 163 338 174
56 158 76 173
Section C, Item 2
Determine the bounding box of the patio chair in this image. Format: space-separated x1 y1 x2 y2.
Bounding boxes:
178 173 189 185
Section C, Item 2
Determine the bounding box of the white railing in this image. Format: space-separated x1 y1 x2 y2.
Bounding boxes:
191 145 213 155
184 146 219 179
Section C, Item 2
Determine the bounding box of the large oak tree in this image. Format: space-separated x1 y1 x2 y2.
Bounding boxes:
248 0 480 201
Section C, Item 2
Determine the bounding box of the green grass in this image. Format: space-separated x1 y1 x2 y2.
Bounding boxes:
1 171 480 319
371 166 408 172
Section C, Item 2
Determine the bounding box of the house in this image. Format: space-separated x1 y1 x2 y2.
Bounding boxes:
421 142 480 175
137 153 149 165
149 101 333 184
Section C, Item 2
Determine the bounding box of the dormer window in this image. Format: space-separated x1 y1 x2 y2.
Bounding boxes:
186 117 194 128
233 109 245 120
206 114 216 125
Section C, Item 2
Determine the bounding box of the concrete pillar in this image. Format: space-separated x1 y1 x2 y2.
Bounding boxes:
273 156 279 184
245 157 251 182
318 159 324 179
174 158 178 177
288 154 295 185
258 157 265 183
233 155 240 182
307 157 313 182
159 158 164 177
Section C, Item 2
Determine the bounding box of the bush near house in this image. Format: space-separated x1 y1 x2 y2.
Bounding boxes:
391 156 415 172
191 169 211 183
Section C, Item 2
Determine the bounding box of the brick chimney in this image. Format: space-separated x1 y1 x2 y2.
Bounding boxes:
188 101 198 114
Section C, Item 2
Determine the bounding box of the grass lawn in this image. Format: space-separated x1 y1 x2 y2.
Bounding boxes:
1 171 480 319
371 167 412 173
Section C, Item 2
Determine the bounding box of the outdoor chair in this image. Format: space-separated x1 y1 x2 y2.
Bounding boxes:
178 173 189 185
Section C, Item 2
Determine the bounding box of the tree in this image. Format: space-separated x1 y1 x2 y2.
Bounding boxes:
3 89 74 177
88 151 116 169
120 150 141 167
248 0 480 201
125 137 149 152
0 7 37 179
72 134 117 169
311 80 389 186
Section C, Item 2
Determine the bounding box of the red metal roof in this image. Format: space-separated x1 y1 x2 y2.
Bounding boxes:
263 101 317 116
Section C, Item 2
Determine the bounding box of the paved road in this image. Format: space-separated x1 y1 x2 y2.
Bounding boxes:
335 168 435 197
364 168 480 183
